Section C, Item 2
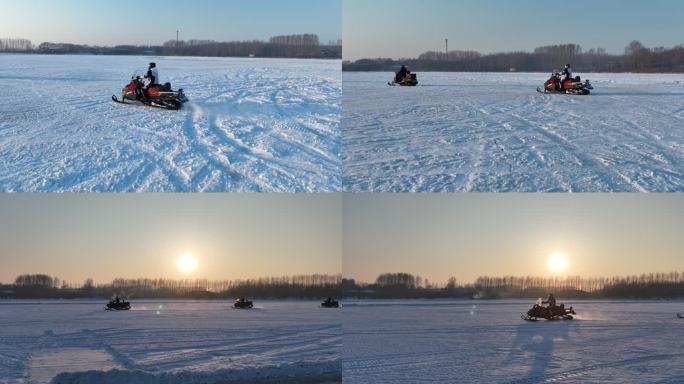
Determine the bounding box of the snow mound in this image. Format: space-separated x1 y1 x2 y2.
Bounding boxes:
50 361 341 384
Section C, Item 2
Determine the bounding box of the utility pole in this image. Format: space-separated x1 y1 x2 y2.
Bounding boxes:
445 38 449 59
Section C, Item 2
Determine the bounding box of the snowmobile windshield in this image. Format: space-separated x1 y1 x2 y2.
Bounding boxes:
132 69 148 80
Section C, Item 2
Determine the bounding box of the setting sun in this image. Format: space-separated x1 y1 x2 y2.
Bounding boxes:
547 253 569 274
177 253 198 274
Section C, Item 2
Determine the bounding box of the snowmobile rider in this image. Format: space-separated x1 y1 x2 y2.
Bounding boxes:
145 62 160 87
542 293 557 309
560 64 573 89
395 65 409 83
139 62 160 99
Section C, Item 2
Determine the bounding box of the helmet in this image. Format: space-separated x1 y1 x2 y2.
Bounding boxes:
148 62 156 68
564 64 570 68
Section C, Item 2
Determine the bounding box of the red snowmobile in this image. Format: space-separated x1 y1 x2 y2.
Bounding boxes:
112 75 188 110
389 73 418 87
522 301 576 321
538 73 593 95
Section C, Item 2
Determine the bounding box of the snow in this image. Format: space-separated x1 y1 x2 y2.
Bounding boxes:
0 54 341 192
343 72 684 192
0 300 341 383
343 300 684 383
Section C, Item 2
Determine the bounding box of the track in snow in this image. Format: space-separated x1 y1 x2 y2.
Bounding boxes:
0 300 341 384
342 300 684 383
343 72 684 192
0 55 341 192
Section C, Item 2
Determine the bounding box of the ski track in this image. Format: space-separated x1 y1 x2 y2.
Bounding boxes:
0 300 341 384
343 300 684 383
0 55 341 192
342 72 684 192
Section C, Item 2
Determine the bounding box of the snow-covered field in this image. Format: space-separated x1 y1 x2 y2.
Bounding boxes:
343 72 684 192
0 54 341 192
343 299 684 383
0 300 341 384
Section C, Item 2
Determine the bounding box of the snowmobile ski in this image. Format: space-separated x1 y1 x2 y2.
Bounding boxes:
112 95 127 104
537 87 591 96
112 94 182 110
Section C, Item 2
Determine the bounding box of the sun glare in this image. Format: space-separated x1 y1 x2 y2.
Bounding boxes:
177 253 198 274
547 253 569 274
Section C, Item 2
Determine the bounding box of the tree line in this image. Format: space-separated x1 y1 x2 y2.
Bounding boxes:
0 34 341 59
0 38 33 51
1 273 341 300
343 271 684 299
343 41 684 73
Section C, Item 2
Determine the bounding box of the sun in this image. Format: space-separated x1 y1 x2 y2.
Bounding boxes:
547 253 569 274
177 253 198 274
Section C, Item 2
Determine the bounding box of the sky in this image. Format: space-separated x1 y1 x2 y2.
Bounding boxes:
0 0 341 46
344 194 684 284
343 0 684 61
0 194 341 285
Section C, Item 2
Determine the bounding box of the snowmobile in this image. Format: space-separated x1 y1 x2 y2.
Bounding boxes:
112 75 188 110
537 73 593 95
105 297 131 311
389 73 418 87
321 298 340 308
522 301 576 321
234 298 254 309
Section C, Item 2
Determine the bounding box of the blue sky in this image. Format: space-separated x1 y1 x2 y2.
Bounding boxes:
0 0 341 46
344 0 684 60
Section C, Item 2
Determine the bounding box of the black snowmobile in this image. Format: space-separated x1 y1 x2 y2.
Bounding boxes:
538 73 593 95
234 298 254 309
112 75 188 110
389 72 418 87
321 298 340 308
105 296 131 311
522 301 576 321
